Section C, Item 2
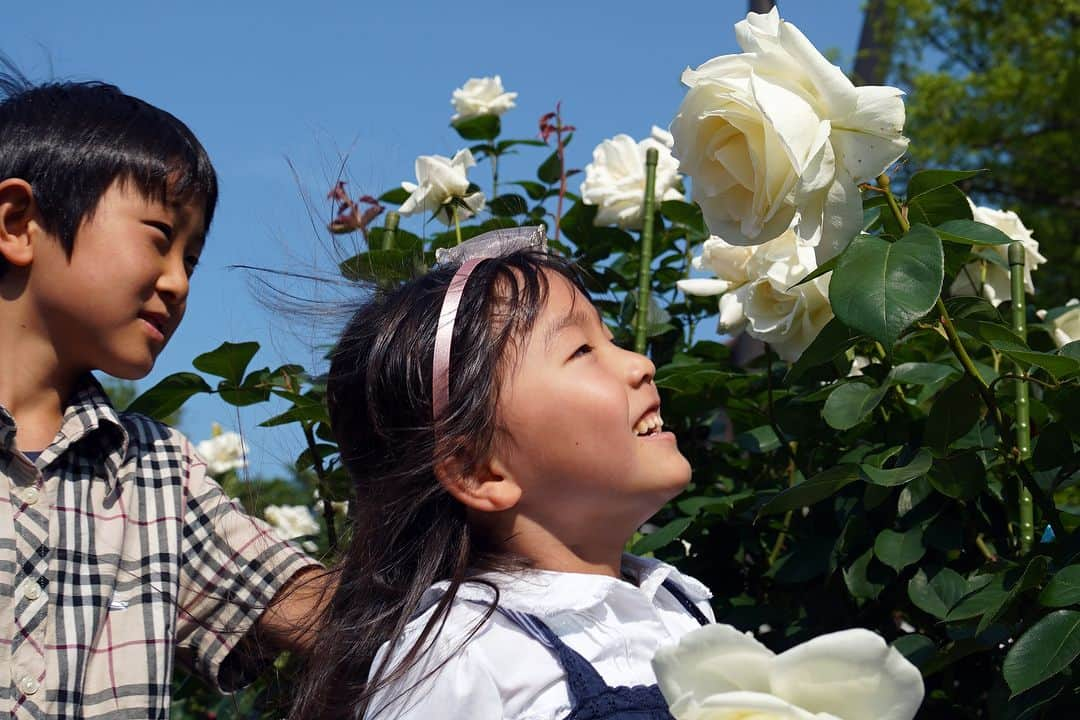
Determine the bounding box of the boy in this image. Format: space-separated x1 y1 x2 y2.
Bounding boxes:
0 65 325 718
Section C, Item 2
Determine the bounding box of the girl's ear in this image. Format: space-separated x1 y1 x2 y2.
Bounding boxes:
0 179 38 268
435 452 522 514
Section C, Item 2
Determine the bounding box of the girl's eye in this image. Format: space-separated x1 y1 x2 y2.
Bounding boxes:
570 343 593 360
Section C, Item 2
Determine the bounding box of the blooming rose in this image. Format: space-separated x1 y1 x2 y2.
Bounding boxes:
195 424 248 476
678 230 833 362
670 8 908 262
399 149 486 225
451 76 517 123
1044 299 1080 348
653 624 924 720
580 126 684 230
949 203 1046 306
264 505 320 552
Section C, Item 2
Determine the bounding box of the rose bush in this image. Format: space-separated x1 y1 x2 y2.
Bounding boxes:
670 8 907 261
653 625 923 720
580 126 684 230
147 8 1077 718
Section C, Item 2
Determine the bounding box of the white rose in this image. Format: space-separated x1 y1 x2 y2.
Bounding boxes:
399 149 486 225
653 624 924 720
949 204 1046 306
670 8 908 262
195 427 248 476
678 230 833 362
580 126 684 230
1047 299 1080 348
451 76 517 123
264 505 320 552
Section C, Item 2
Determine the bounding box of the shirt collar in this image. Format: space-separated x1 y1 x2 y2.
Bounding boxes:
0 375 129 482
419 553 712 619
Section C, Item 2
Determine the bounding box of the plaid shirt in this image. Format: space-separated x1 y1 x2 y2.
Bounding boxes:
0 376 318 719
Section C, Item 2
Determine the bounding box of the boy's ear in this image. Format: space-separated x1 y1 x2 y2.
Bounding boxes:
0 179 38 268
435 451 522 514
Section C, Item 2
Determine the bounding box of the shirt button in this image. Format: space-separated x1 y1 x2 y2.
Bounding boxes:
22 487 39 505
23 581 42 601
19 676 39 695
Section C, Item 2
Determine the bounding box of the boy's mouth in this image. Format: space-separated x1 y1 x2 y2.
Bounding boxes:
139 311 169 337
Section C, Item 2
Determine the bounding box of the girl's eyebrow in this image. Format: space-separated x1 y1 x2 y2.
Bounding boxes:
543 306 604 351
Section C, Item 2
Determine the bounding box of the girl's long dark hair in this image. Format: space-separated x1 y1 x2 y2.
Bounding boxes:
289 250 588 720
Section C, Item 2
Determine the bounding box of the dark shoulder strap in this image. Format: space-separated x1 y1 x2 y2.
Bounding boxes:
660 578 710 626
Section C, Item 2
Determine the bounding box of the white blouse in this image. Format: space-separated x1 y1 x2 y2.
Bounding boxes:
363 554 715 720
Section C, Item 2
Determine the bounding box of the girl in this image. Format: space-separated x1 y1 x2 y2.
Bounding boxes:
291 229 713 719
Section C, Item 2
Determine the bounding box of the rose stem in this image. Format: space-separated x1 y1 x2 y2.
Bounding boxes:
1009 241 1034 552
382 211 399 250
634 147 659 355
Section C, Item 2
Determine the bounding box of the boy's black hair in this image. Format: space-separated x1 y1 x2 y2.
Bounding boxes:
0 57 218 273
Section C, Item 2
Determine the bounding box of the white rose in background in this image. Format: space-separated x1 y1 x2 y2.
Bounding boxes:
195 423 248 476
451 76 517 123
580 126 684 230
670 8 908 262
653 624 924 720
399 149 486 225
1043 299 1080 348
678 230 833 362
264 505 320 553
949 203 1046 306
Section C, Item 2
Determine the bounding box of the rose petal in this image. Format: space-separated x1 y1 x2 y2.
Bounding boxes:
677 278 734 296
670 690 836 720
653 624 775 707
769 629 924 720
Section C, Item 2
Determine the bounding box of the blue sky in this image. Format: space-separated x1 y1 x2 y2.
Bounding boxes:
7 0 866 476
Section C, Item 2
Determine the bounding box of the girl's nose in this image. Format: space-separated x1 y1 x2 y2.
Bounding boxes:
622 347 656 387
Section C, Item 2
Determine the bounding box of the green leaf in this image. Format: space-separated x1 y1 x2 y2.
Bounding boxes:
734 425 780 454
925 377 983 454
258 403 330 428
907 184 973 226
1039 566 1080 608
451 114 500 141
538 149 562 184
1003 609 1080 696
513 181 548 200
947 574 1008 621
844 548 890 600
889 362 960 386
126 372 212 420
193 341 259 386
829 224 944 349
908 567 967 619
874 527 926 572
1033 422 1074 471
994 347 1080 382
860 448 933 487
488 193 529 217
659 200 706 235
905 169 986 200
757 464 862 518
631 517 692 555
976 556 1050 636
891 635 937 669
785 318 862 382
945 295 1002 322
339 249 416 283
823 382 889 430
928 452 987 500
935 219 1015 246
378 187 411 204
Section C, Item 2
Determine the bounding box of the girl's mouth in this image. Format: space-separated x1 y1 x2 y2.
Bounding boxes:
633 411 664 437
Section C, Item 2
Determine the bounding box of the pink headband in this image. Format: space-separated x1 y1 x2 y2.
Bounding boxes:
430 226 547 422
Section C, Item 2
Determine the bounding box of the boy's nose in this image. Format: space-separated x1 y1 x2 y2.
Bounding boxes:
156 256 190 304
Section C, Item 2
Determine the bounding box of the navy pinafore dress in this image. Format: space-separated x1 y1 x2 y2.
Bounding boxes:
495 578 710 720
